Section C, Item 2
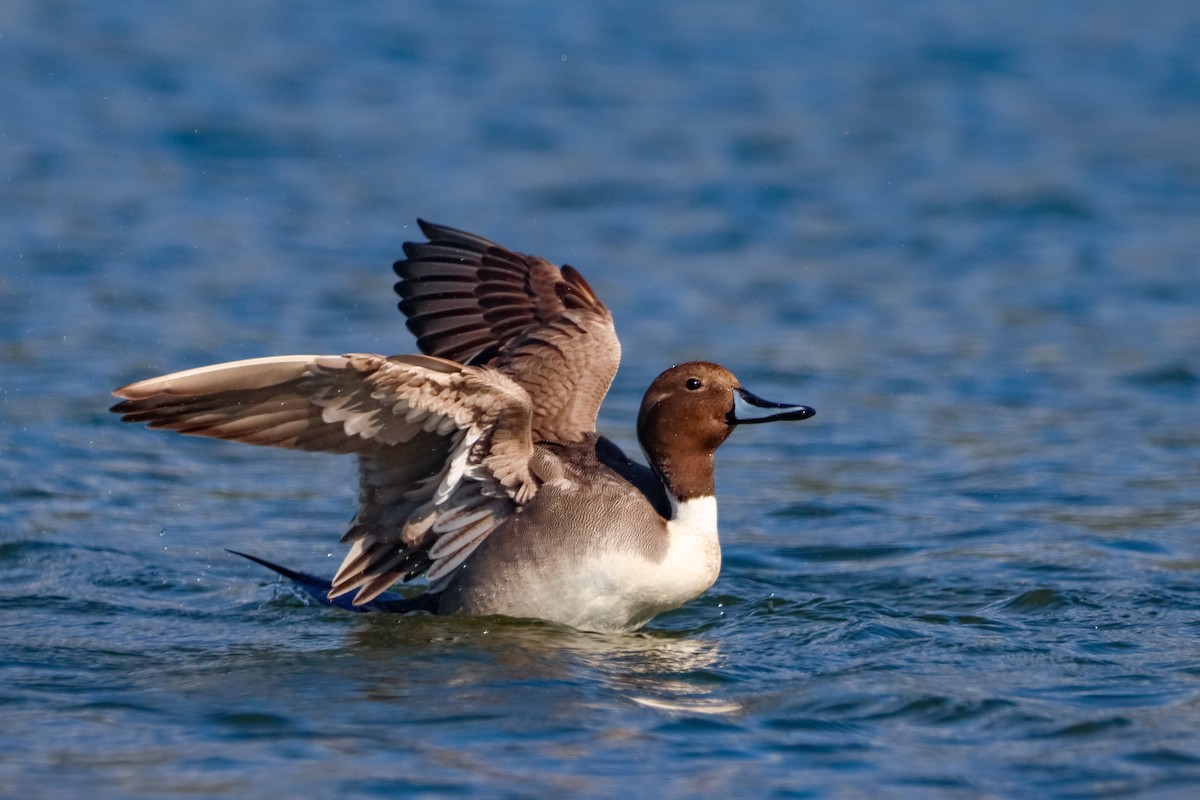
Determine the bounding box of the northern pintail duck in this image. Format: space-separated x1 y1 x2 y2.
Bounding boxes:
112 221 814 633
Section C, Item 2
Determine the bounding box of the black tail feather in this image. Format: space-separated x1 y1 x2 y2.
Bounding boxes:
227 550 439 615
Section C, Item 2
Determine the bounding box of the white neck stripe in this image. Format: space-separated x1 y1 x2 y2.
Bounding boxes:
669 495 718 534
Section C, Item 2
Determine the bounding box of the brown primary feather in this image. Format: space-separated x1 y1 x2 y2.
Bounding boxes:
394 220 620 442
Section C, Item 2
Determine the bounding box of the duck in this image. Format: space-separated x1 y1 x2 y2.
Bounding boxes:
111 220 815 633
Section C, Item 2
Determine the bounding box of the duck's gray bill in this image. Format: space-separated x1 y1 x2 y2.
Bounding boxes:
730 387 816 424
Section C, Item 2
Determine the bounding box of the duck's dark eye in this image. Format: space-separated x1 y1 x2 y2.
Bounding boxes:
685 377 703 391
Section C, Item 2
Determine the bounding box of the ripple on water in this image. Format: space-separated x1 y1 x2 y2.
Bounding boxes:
1035 716 1133 739
994 587 1079 613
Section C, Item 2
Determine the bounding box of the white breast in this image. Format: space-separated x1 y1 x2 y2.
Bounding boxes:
535 495 723 633
653 494 723 606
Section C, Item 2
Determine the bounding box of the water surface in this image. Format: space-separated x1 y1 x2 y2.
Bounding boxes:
2 1 1200 797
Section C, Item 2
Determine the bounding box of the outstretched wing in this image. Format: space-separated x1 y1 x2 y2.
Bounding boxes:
111 353 539 604
394 219 621 443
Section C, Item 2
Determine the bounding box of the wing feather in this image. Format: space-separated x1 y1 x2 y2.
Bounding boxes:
112 353 541 604
394 220 620 442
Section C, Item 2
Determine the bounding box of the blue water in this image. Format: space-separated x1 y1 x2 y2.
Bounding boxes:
3 0 1200 796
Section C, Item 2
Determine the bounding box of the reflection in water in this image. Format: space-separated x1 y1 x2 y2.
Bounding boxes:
344 614 739 714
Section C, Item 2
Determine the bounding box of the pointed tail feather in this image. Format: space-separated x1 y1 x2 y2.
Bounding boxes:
227 550 439 614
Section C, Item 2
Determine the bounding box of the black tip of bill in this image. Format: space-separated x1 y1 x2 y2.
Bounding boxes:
729 387 816 425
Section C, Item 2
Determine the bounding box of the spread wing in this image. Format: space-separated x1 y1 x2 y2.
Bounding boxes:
111 353 539 604
394 219 621 443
